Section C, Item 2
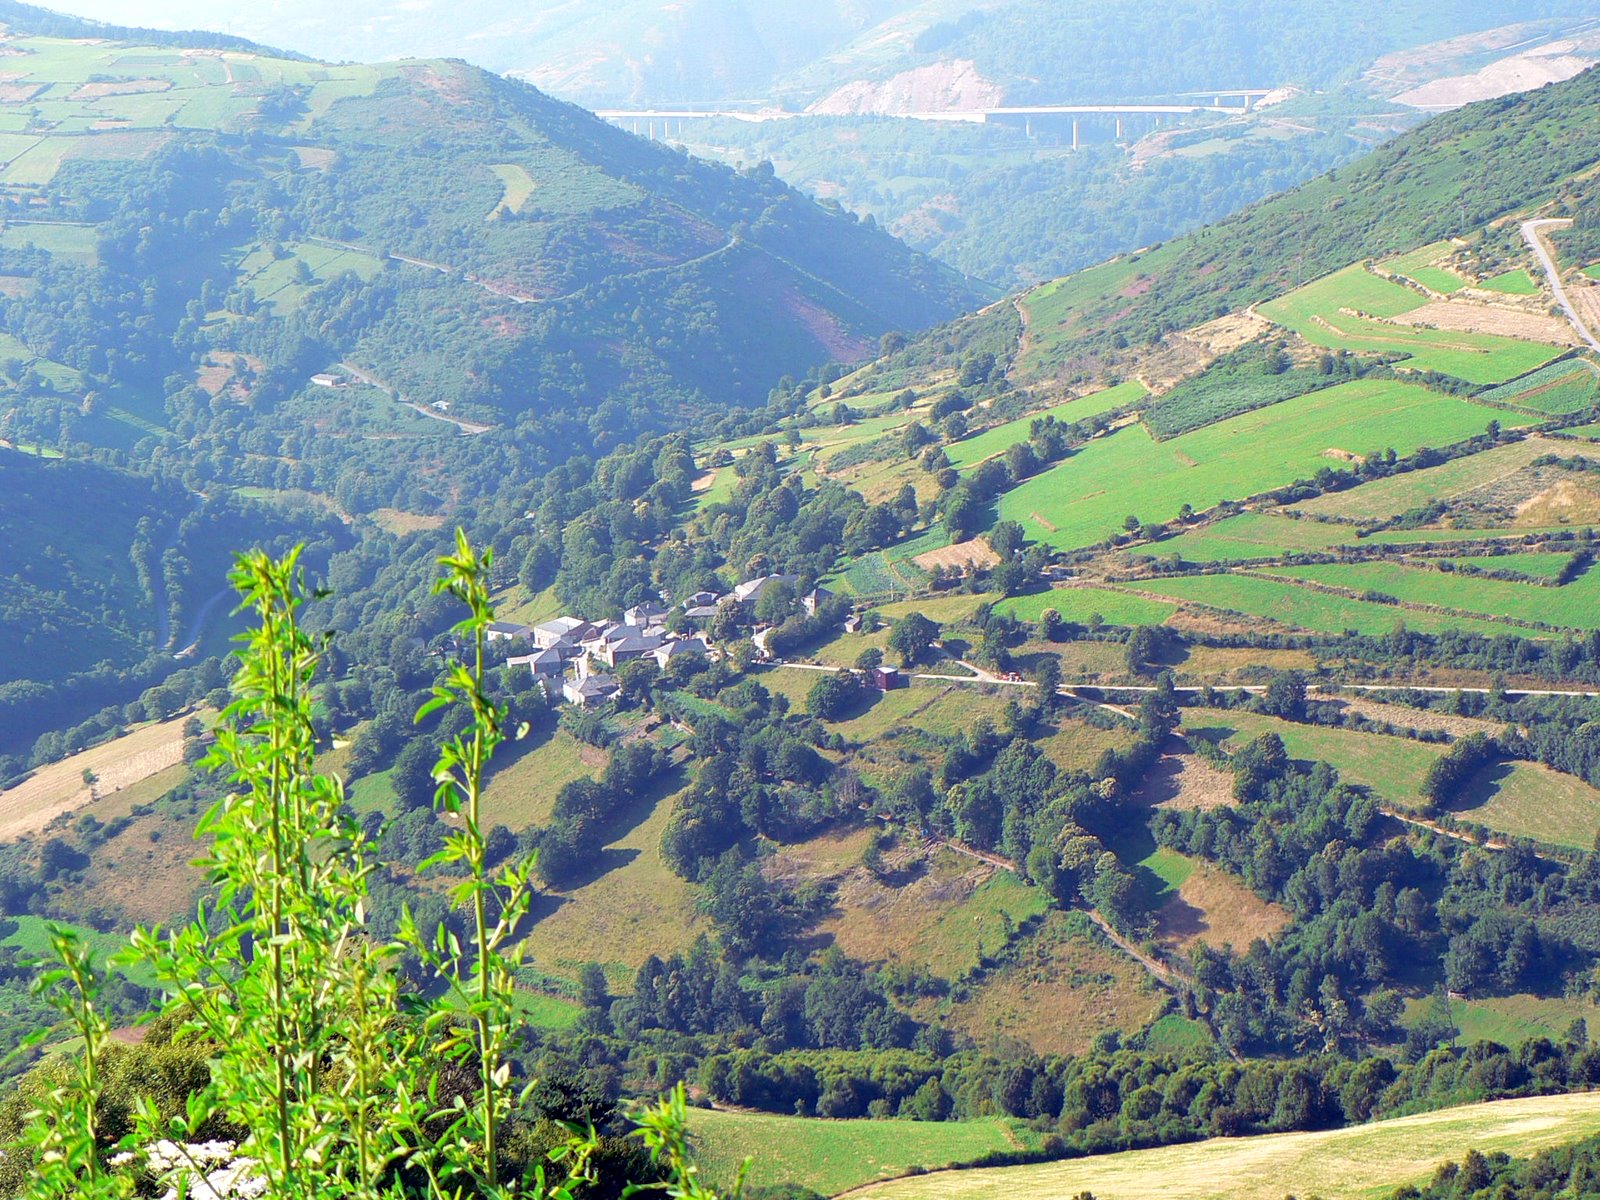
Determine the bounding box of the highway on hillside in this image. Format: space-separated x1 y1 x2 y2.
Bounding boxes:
596 89 1275 128
1522 217 1600 353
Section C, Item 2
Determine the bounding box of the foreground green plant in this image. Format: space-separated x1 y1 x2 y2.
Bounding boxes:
19 537 735 1199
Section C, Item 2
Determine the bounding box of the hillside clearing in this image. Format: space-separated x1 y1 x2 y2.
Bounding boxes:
0 713 203 842
1452 760 1600 849
853 1093 1600 1200
520 779 704 989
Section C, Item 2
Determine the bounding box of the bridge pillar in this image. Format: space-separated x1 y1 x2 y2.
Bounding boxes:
1115 117 1123 140
1072 119 1079 150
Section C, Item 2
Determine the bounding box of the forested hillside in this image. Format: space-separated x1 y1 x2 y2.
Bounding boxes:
0 8 971 720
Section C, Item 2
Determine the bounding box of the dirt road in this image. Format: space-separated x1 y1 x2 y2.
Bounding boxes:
1521 218 1600 352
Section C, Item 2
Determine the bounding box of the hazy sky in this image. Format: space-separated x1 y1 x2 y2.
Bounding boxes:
46 2 476 64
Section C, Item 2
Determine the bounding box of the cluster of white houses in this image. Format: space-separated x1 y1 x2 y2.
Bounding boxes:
485 574 846 707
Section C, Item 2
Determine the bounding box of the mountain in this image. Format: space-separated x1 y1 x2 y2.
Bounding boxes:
0 8 974 748
46 0 1600 108
51 1 1600 296
0 4 973 426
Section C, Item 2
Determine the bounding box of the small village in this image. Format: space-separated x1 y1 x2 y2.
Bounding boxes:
484 573 899 708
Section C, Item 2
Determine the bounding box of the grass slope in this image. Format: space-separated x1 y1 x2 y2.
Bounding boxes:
853 1093 1600 1200
689 1108 1039 1196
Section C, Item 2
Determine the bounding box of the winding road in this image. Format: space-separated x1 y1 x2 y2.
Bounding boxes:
1521 218 1600 353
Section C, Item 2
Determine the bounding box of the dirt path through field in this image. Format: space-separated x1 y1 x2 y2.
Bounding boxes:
0 714 199 842
338 361 493 435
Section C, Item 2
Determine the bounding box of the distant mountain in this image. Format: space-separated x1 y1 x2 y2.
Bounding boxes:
49 0 1600 108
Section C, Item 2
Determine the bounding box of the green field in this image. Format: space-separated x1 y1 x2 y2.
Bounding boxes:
521 780 704 989
481 729 604 829
1382 242 1466 294
1 915 157 988
690 1108 1041 1195
0 221 98 265
1441 550 1581 579
235 240 386 313
945 381 1145 469
1584 265 1600 281
828 526 947 597
510 989 583 1031
854 1094 1600 1200
1480 268 1539 295
995 585 1176 626
1364 526 1592 545
1453 761 1600 849
1408 993 1600 1047
872 592 998 624
998 380 1523 551
1149 513 1355 562
1126 573 1533 638
1259 264 1565 384
1479 360 1600 415
1264 560 1600 630
1188 708 1442 803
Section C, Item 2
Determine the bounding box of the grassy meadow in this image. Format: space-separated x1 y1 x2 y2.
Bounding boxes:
1185 708 1443 804
1263 561 1600 630
1452 761 1600 849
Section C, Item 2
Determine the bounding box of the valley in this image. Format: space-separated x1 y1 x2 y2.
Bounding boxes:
3 4 1600 1199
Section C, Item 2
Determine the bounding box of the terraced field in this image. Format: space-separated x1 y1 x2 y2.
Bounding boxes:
1263 561 1600 630
1440 549 1583 578
1293 437 1596 521
998 380 1520 551
1150 513 1356 562
1260 265 1566 384
994 585 1176 626
1123 573 1533 638
1186 708 1442 804
1382 242 1467 294
1479 359 1600 415
1481 268 1539 295
945 381 1145 469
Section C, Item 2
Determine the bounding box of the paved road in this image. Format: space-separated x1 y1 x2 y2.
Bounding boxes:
1521 218 1600 353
